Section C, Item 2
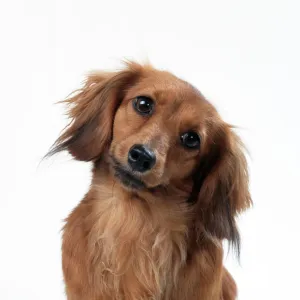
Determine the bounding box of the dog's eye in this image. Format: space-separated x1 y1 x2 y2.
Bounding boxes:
133 96 154 116
180 131 201 149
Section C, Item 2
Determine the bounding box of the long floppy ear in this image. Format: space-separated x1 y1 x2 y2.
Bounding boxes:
194 123 252 254
47 62 143 161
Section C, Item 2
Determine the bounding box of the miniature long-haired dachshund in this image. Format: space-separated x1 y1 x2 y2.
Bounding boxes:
48 62 251 300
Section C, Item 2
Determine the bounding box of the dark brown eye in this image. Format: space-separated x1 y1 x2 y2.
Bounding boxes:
181 131 201 149
133 96 154 115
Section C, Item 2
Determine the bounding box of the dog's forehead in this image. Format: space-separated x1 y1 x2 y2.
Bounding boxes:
130 71 207 108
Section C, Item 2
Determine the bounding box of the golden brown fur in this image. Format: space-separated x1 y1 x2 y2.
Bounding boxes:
48 62 251 300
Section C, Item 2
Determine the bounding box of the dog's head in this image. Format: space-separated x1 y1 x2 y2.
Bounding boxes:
49 62 251 251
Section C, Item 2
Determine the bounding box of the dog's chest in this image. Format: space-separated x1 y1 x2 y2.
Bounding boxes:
89 193 188 299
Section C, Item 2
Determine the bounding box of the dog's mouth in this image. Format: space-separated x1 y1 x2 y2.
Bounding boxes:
111 159 146 190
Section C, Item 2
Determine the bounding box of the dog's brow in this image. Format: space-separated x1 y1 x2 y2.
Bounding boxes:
170 97 183 115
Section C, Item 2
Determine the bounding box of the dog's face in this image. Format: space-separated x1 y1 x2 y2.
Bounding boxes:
49 62 251 250
110 71 213 190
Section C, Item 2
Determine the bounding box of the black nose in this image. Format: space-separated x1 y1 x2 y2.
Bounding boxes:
128 144 156 173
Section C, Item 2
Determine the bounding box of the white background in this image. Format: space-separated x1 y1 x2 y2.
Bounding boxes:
0 0 299 299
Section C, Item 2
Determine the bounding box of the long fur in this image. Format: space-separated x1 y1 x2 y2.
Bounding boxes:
48 61 251 300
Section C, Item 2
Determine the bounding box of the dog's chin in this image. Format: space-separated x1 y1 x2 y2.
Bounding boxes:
113 164 146 190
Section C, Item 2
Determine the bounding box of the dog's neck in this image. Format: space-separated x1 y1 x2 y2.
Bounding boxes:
91 158 193 229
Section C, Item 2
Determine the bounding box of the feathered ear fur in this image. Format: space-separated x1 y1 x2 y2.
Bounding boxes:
47 62 143 161
194 123 252 254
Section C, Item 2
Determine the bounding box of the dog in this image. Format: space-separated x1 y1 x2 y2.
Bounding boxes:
48 61 252 300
